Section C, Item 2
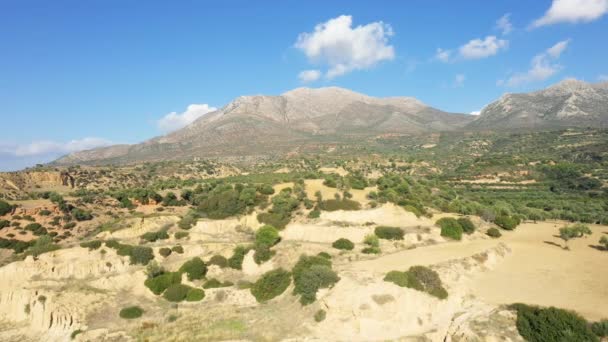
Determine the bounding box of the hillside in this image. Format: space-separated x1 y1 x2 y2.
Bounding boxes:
54 87 472 165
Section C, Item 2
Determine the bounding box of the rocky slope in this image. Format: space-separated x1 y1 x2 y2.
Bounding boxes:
469 79 608 129
54 87 471 165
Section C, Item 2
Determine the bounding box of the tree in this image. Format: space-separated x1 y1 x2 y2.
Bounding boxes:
0 200 13 216
599 235 608 251
558 223 592 250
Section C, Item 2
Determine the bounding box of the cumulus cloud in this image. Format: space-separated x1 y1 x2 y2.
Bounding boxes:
531 0 608 27
435 48 452 63
157 104 217 132
501 40 571 87
294 15 395 79
496 14 513 35
2 137 113 157
298 69 322 82
459 36 508 59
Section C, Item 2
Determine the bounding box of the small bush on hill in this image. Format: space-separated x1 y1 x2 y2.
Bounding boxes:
186 288 205 302
494 215 520 230
486 228 502 238
80 240 102 250
141 230 169 242
307 209 321 219
314 309 327 322
457 217 476 234
319 199 361 211
203 278 233 289
119 306 143 319
375 226 404 240
228 245 252 270
0 200 14 216
332 238 354 250
179 257 207 280
253 244 275 264
129 246 154 265
292 255 339 305
208 254 228 268
250 268 291 303
159 247 172 257
509 303 597 342
144 272 182 295
436 218 463 240
591 320 608 337
174 231 189 239
171 245 184 254
163 284 191 302
0 220 9 229
71 208 93 221
255 225 280 248
362 234 381 254
317 251 331 259
384 266 448 299
178 212 198 230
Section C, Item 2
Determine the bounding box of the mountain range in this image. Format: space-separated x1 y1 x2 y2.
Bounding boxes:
54 79 608 165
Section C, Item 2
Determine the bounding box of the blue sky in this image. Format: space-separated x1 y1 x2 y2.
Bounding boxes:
1 0 607 170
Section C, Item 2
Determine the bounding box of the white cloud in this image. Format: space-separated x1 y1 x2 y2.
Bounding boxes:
157 104 217 132
599 74 608 81
294 15 395 79
435 48 451 63
459 36 508 59
501 40 570 87
2 137 113 157
454 74 466 87
496 14 513 35
470 110 481 115
531 0 608 27
298 69 322 82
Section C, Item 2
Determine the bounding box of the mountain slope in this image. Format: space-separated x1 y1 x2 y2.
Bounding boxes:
469 79 608 129
54 87 472 165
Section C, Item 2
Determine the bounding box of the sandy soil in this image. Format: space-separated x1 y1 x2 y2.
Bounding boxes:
469 221 608 320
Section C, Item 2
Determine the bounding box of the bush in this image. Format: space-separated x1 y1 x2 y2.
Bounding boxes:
203 278 233 289
384 266 448 300
308 209 321 219
255 225 280 248
319 199 361 211
362 234 380 254
437 218 463 240
494 215 520 230
0 200 14 216
208 255 228 268
0 220 9 229
250 268 291 303
186 288 205 302
174 231 189 240
486 228 502 238
39 209 51 216
332 238 354 250
141 230 169 242
374 226 404 240
119 306 143 319
178 212 198 230
159 247 172 257
317 252 332 259
24 223 47 236
457 217 475 234
179 257 207 280
172 245 184 254
71 208 93 221
80 240 102 250
510 303 597 342
314 309 326 322
130 246 154 265
253 245 275 264
144 272 182 295
292 255 339 305
228 245 252 270
163 284 191 302
591 320 608 337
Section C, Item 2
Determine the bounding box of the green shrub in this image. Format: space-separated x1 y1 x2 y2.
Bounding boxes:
159 247 172 257
292 255 339 305
130 246 154 265
228 245 252 270
374 226 404 240
250 268 291 303
591 320 608 337
71 329 83 339
255 225 280 248
24 223 47 236
362 234 380 254
80 240 102 250
253 245 275 264
0 200 14 216
319 199 361 211
71 208 93 221
141 230 169 242
179 257 207 280
437 218 463 240
203 278 233 289
457 217 475 234
308 209 321 219
172 245 184 254
0 220 9 229
144 272 182 295
385 266 448 299
63 222 77 229
39 209 51 216
163 284 191 302
27 235 60 257
314 309 327 322
332 238 354 250
257 212 291 230
486 228 502 238
317 252 332 259
186 288 205 302
510 303 597 342
174 231 189 240
119 306 143 319
494 215 520 230
178 212 198 230
208 255 228 268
